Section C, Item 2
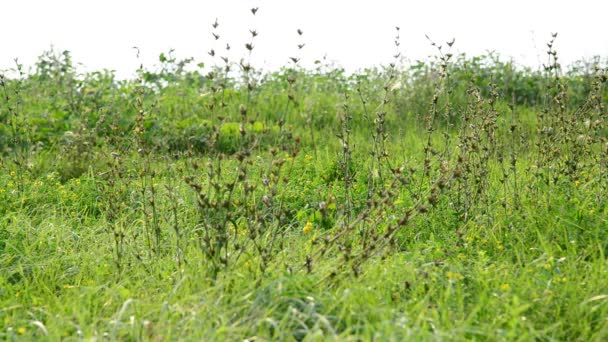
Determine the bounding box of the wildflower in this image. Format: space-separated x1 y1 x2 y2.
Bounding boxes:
303 221 313 234
18 327 26 334
446 271 464 281
500 283 510 291
555 276 568 283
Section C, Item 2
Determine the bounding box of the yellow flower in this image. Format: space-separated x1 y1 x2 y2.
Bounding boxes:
555 276 568 283
574 180 580 187
303 221 313 234
500 283 510 291
447 271 464 281
10 171 16 177
17 327 26 335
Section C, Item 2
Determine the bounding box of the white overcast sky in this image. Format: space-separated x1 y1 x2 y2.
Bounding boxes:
1 0 607 78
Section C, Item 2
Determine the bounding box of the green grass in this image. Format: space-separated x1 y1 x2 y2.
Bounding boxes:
1 36 607 340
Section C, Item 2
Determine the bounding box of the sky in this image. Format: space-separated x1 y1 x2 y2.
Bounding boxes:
1 0 607 78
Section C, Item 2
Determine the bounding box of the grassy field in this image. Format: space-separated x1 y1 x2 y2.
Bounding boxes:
1 25 608 340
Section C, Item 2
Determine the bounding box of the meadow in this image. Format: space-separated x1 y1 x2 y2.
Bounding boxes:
1 20 607 340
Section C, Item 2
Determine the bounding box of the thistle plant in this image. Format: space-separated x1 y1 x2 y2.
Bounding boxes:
132 49 163 259
183 7 302 279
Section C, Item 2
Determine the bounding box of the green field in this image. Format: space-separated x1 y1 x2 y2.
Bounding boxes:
1 29 608 340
